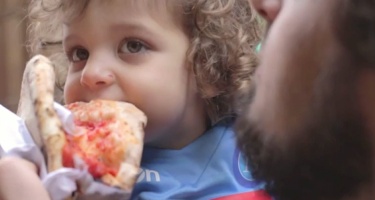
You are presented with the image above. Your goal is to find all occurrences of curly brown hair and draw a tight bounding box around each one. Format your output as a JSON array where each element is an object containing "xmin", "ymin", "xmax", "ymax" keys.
[{"xmin": 27, "ymin": 0, "xmax": 263, "ymax": 124}]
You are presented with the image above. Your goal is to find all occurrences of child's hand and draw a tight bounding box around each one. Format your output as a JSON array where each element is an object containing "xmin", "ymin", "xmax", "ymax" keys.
[
  {"xmin": 42, "ymin": 156, "xmax": 130, "ymax": 200},
  {"xmin": 0, "ymin": 156, "xmax": 50, "ymax": 200},
  {"xmin": 44, "ymin": 170, "xmax": 130, "ymax": 200}
]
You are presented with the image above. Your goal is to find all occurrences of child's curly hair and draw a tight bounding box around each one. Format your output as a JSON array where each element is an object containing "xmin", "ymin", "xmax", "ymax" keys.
[{"xmin": 28, "ymin": 0, "xmax": 263, "ymax": 124}]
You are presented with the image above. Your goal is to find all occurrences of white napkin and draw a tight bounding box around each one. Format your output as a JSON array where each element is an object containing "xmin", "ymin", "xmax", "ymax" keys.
[{"xmin": 0, "ymin": 103, "xmax": 130, "ymax": 200}]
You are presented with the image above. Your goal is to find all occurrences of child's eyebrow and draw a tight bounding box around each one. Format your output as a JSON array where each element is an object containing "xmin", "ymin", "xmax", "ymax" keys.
[
  {"xmin": 63, "ymin": 34, "xmax": 81, "ymax": 47},
  {"xmin": 110, "ymin": 23, "xmax": 157, "ymax": 36},
  {"xmin": 62, "ymin": 22, "xmax": 165, "ymax": 47},
  {"xmin": 41, "ymin": 41, "xmax": 63, "ymax": 48}
]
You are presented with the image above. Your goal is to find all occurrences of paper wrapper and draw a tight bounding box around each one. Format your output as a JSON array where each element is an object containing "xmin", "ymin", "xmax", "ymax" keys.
[{"xmin": 0, "ymin": 104, "xmax": 131, "ymax": 200}]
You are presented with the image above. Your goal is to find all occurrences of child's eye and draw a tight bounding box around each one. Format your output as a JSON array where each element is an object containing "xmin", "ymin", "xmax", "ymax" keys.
[
  {"xmin": 71, "ymin": 48, "xmax": 89, "ymax": 62},
  {"xmin": 120, "ymin": 40, "xmax": 148, "ymax": 54}
]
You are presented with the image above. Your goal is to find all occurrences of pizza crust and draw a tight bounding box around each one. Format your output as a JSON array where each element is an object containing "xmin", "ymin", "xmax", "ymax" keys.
[
  {"xmin": 17, "ymin": 57, "xmax": 43, "ymax": 148},
  {"xmin": 102, "ymin": 101, "xmax": 146, "ymax": 191},
  {"xmin": 18, "ymin": 54, "xmax": 147, "ymax": 195},
  {"xmin": 18, "ymin": 55, "xmax": 66, "ymax": 172}
]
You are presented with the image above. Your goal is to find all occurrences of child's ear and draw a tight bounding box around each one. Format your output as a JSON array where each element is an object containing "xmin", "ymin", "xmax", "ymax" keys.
[{"xmin": 189, "ymin": 60, "xmax": 221, "ymax": 98}]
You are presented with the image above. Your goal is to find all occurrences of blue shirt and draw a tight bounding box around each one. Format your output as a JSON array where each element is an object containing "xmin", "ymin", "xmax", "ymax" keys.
[{"xmin": 131, "ymin": 121, "xmax": 270, "ymax": 200}]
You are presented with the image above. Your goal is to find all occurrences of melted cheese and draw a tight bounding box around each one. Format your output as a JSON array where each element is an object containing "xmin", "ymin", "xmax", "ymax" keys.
[{"xmin": 62, "ymin": 100, "xmax": 145, "ymax": 179}]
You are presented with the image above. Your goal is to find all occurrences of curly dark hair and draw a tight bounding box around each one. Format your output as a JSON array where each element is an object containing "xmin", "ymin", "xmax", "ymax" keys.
[{"xmin": 27, "ymin": 0, "xmax": 263, "ymax": 124}]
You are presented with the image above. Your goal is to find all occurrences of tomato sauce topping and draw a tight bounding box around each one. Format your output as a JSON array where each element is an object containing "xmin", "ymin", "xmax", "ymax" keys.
[{"xmin": 62, "ymin": 119, "xmax": 119, "ymax": 178}]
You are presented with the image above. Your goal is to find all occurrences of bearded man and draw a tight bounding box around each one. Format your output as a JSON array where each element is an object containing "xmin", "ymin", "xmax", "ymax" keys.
[{"xmin": 236, "ymin": 0, "xmax": 375, "ymax": 199}]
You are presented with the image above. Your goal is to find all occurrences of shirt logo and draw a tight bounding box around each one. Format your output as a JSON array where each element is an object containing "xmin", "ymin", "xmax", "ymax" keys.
[
  {"xmin": 238, "ymin": 151, "xmax": 254, "ymax": 181},
  {"xmin": 233, "ymin": 148, "xmax": 260, "ymax": 187},
  {"xmin": 136, "ymin": 168, "xmax": 161, "ymax": 183}
]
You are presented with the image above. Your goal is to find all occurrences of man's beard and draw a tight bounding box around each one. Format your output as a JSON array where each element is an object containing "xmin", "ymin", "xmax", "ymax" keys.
[{"xmin": 236, "ymin": 62, "xmax": 374, "ymax": 200}]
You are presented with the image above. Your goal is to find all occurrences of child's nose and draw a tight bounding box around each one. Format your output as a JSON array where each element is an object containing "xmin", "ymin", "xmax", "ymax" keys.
[
  {"xmin": 80, "ymin": 61, "xmax": 115, "ymax": 91},
  {"xmin": 250, "ymin": 0, "xmax": 281, "ymax": 22}
]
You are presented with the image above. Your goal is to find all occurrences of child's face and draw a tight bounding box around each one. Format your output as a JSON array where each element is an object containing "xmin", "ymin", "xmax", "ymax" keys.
[{"xmin": 63, "ymin": 1, "xmax": 207, "ymax": 148}]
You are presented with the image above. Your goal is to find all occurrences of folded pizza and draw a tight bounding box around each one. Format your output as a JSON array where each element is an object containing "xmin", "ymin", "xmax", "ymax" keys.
[
  {"xmin": 63, "ymin": 100, "xmax": 146, "ymax": 190},
  {"xmin": 17, "ymin": 55, "xmax": 147, "ymax": 194}
]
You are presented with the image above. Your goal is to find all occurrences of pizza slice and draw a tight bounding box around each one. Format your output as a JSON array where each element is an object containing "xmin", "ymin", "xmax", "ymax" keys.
[
  {"xmin": 17, "ymin": 55, "xmax": 147, "ymax": 193},
  {"xmin": 63, "ymin": 100, "xmax": 146, "ymax": 190}
]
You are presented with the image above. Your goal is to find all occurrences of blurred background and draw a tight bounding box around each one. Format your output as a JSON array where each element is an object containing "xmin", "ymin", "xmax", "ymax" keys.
[{"xmin": 0, "ymin": 0, "xmax": 29, "ymax": 112}]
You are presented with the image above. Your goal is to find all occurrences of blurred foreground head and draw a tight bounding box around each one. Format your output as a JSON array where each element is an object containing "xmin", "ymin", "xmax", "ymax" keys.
[{"xmin": 236, "ymin": 0, "xmax": 375, "ymax": 199}]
